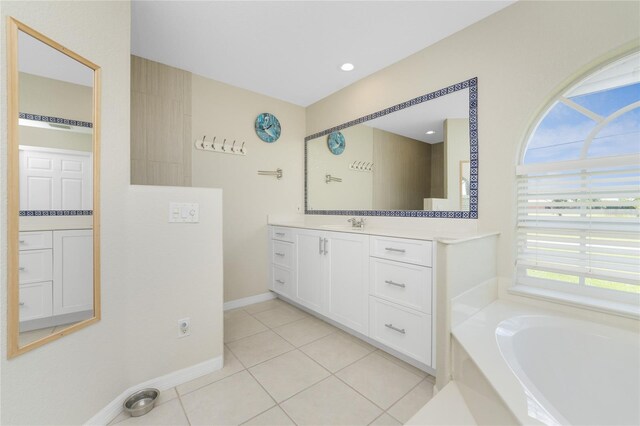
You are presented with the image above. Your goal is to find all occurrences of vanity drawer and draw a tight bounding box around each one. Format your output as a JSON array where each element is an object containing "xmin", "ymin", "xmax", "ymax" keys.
[
  {"xmin": 370, "ymin": 236, "xmax": 432, "ymax": 267},
  {"xmin": 18, "ymin": 249, "xmax": 53, "ymax": 284},
  {"xmin": 271, "ymin": 226, "xmax": 294, "ymax": 243},
  {"xmin": 19, "ymin": 231, "xmax": 53, "ymax": 251},
  {"xmin": 19, "ymin": 281, "xmax": 53, "ymax": 322},
  {"xmin": 271, "ymin": 265, "xmax": 293, "ymax": 298},
  {"xmin": 272, "ymin": 240, "xmax": 294, "ymax": 269},
  {"xmin": 369, "ymin": 296, "xmax": 431, "ymax": 366},
  {"xmin": 370, "ymin": 258, "xmax": 432, "ymax": 313}
]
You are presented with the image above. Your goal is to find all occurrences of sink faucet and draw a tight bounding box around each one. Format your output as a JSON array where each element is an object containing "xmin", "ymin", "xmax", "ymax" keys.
[{"xmin": 348, "ymin": 217, "xmax": 366, "ymax": 229}]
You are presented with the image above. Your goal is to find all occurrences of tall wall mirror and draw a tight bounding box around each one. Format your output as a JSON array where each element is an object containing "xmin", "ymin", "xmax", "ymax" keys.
[
  {"xmin": 305, "ymin": 78, "xmax": 477, "ymax": 218},
  {"xmin": 7, "ymin": 18, "xmax": 101, "ymax": 357}
]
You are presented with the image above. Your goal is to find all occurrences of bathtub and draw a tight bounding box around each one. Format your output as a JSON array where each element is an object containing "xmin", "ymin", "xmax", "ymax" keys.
[
  {"xmin": 496, "ymin": 315, "xmax": 640, "ymax": 426},
  {"xmin": 452, "ymin": 301, "xmax": 640, "ymax": 426}
]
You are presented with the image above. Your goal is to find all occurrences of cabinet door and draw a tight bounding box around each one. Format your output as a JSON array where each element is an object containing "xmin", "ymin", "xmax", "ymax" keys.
[
  {"xmin": 325, "ymin": 231, "xmax": 369, "ymax": 334},
  {"xmin": 295, "ymin": 229, "xmax": 325, "ymax": 313},
  {"xmin": 53, "ymin": 229, "xmax": 94, "ymax": 315}
]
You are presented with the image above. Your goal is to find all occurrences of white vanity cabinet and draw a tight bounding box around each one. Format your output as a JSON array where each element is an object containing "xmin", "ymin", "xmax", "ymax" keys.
[
  {"xmin": 268, "ymin": 225, "xmax": 436, "ymax": 371},
  {"xmin": 18, "ymin": 231, "xmax": 53, "ymax": 322},
  {"xmin": 18, "ymin": 229, "xmax": 93, "ymax": 328},
  {"xmin": 269, "ymin": 227, "xmax": 296, "ymax": 299},
  {"xmin": 53, "ymin": 229, "xmax": 93, "ymax": 315},
  {"xmin": 291, "ymin": 228, "xmax": 369, "ymax": 334}
]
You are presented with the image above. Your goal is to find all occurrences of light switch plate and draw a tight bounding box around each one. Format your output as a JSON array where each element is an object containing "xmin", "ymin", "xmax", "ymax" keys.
[{"xmin": 169, "ymin": 203, "xmax": 199, "ymax": 223}]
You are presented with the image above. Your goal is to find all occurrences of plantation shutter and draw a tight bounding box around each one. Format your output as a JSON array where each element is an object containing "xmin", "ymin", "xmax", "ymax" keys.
[{"xmin": 516, "ymin": 154, "xmax": 640, "ymax": 294}]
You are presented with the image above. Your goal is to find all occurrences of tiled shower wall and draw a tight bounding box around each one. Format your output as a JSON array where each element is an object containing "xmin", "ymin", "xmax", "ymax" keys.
[{"xmin": 131, "ymin": 55, "xmax": 192, "ymax": 186}]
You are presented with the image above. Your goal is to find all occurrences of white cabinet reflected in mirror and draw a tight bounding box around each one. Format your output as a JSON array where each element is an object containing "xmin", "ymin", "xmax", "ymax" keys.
[
  {"xmin": 305, "ymin": 78, "xmax": 477, "ymax": 218},
  {"xmin": 7, "ymin": 18, "xmax": 101, "ymax": 357}
]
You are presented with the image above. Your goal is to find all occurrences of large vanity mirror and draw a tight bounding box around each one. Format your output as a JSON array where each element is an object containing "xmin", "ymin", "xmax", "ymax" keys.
[
  {"xmin": 7, "ymin": 18, "xmax": 101, "ymax": 357},
  {"xmin": 305, "ymin": 78, "xmax": 477, "ymax": 218}
]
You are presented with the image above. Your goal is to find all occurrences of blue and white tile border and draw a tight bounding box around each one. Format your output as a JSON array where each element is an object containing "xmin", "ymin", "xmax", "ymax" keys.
[
  {"xmin": 20, "ymin": 210, "xmax": 93, "ymax": 217},
  {"xmin": 304, "ymin": 77, "xmax": 478, "ymax": 219},
  {"xmin": 19, "ymin": 112, "xmax": 93, "ymax": 129}
]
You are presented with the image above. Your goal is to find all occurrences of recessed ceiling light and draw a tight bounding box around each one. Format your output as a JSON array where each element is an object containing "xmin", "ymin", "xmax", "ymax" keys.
[
  {"xmin": 425, "ymin": 130, "xmax": 435, "ymax": 135},
  {"xmin": 340, "ymin": 63, "xmax": 354, "ymax": 72}
]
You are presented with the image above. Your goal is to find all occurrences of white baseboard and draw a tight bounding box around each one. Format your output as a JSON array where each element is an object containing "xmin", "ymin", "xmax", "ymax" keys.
[
  {"xmin": 85, "ymin": 355, "xmax": 223, "ymax": 425},
  {"xmin": 223, "ymin": 291, "xmax": 276, "ymax": 311}
]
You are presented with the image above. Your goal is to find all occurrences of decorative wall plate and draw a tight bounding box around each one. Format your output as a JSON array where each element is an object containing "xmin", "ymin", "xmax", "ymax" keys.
[
  {"xmin": 327, "ymin": 131, "xmax": 345, "ymax": 155},
  {"xmin": 255, "ymin": 113, "xmax": 281, "ymax": 143}
]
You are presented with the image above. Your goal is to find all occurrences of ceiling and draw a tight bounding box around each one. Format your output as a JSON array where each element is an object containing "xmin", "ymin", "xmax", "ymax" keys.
[
  {"xmin": 132, "ymin": 1, "xmax": 513, "ymax": 106},
  {"xmin": 367, "ymin": 88, "xmax": 469, "ymax": 143},
  {"xmin": 19, "ymin": 31, "xmax": 93, "ymax": 87}
]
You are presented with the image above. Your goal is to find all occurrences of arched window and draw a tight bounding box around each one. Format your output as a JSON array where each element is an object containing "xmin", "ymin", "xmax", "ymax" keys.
[{"xmin": 516, "ymin": 51, "xmax": 640, "ymax": 312}]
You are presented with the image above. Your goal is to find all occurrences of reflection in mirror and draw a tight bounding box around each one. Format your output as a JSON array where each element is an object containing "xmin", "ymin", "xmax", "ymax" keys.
[
  {"xmin": 8, "ymin": 18, "xmax": 100, "ymax": 356},
  {"xmin": 305, "ymin": 78, "xmax": 477, "ymax": 218}
]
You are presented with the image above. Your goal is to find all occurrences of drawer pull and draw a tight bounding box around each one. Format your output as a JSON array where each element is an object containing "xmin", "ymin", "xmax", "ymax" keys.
[
  {"xmin": 385, "ymin": 280, "xmax": 406, "ymax": 288},
  {"xmin": 276, "ymin": 232, "xmax": 285, "ymax": 236},
  {"xmin": 19, "ymin": 302, "xmax": 25, "ymax": 307},
  {"xmin": 275, "ymin": 279, "xmax": 285, "ymax": 285},
  {"xmin": 275, "ymin": 252, "xmax": 285, "ymax": 256},
  {"xmin": 385, "ymin": 247, "xmax": 406, "ymax": 253},
  {"xmin": 19, "ymin": 267, "xmax": 25, "ymax": 271},
  {"xmin": 19, "ymin": 240, "xmax": 25, "ymax": 244},
  {"xmin": 385, "ymin": 323, "xmax": 406, "ymax": 334}
]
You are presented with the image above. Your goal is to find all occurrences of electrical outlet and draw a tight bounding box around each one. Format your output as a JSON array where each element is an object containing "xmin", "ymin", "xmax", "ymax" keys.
[{"xmin": 178, "ymin": 318, "xmax": 191, "ymax": 338}]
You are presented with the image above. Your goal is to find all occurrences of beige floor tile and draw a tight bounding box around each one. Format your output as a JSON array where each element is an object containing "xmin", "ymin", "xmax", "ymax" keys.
[
  {"xmin": 369, "ymin": 413, "xmax": 402, "ymax": 426},
  {"xmin": 181, "ymin": 370, "xmax": 275, "ymax": 425},
  {"xmin": 249, "ymin": 350, "xmax": 330, "ymax": 403},
  {"xmin": 227, "ymin": 330, "xmax": 294, "ymax": 367},
  {"xmin": 387, "ymin": 379, "xmax": 435, "ymax": 423},
  {"xmin": 376, "ymin": 349, "xmax": 428, "ymax": 378},
  {"xmin": 176, "ymin": 347, "xmax": 244, "ymax": 396},
  {"xmin": 300, "ymin": 332, "xmax": 373, "ymax": 372},
  {"xmin": 242, "ymin": 406, "xmax": 295, "ymax": 426},
  {"xmin": 115, "ymin": 399, "xmax": 189, "ymax": 425},
  {"xmin": 225, "ymin": 308, "xmax": 250, "ymax": 321},
  {"xmin": 338, "ymin": 330, "xmax": 377, "ymax": 352},
  {"xmin": 244, "ymin": 298, "xmax": 286, "ymax": 314},
  {"xmin": 281, "ymin": 376, "xmax": 382, "ymax": 425},
  {"xmin": 155, "ymin": 387, "xmax": 178, "ymax": 406},
  {"xmin": 273, "ymin": 317, "xmax": 337, "ymax": 347},
  {"xmin": 252, "ymin": 305, "xmax": 307, "ymax": 328},
  {"xmin": 336, "ymin": 352, "xmax": 422, "ymax": 409},
  {"xmin": 225, "ymin": 313, "xmax": 269, "ymax": 342}
]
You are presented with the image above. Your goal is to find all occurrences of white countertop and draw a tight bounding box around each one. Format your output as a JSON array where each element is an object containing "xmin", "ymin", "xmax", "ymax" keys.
[{"xmin": 268, "ymin": 220, "xmax": 499, "ymax": 244}]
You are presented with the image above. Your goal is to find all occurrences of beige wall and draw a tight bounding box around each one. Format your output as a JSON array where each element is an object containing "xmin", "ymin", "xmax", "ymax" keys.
[
  {"xmin": 307, "ymin": 124, "xmax": 374, "ymax": 211},
  {"xmin": 306, "ymin": 0, "xmax": 640, "ymax": 279},
  {"xmin": 18, "ymin": 71, "xmax": 92, "ymax": 121},
  {"xmin": 131, "ymin": 55, "xmax": 192, "ymax": 186},
  {"xmin": 430, "ymin": 142, "xmax": 445, "ymax": 198},
  {"xmin": 1, "ymin": 2, "xmax": 223, "ymax": 424},
  {"xmin": 443, "ymin": 118, "xmax": 470, "ymax": 211},
  {"xmin": 190, "ymin": 75, "xmax": 305, "ymax": 302},
  {"xmin": 372, "ymin": 128, "xmax": 431, "ymax": 210},
  {"xmin": 19, "ymin": 72, "xmax": 93, "ymax": 152}
]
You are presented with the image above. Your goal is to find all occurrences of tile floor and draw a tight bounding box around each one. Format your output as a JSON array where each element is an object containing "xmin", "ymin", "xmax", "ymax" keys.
[{"xmin": 110, "ymin": 298, "xmax": 435, "ymax": 425}]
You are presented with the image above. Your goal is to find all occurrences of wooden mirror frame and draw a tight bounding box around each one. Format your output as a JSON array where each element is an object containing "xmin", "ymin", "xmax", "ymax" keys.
[{"xmin": 6, "ymin": 17, "xmax": 101, "ymax": 358}]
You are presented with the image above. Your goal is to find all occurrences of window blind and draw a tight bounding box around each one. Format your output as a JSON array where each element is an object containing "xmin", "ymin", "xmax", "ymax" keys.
[{"xmin": 516, "ymin": 154, "xmax": 640, "ymax": 298}]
